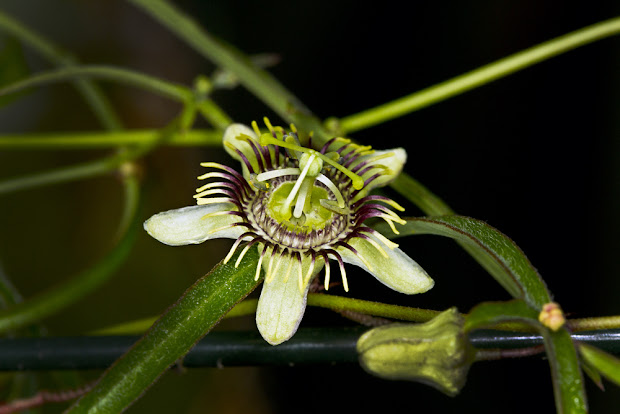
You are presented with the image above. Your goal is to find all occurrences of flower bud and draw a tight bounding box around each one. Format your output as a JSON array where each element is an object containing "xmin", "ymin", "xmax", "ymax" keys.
[{"xmin": 357, "ymin": 308, "xmax": 474, "ymax": 396}]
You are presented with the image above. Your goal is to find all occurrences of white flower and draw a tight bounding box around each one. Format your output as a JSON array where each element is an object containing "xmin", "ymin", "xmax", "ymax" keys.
[{"xmin": 144, "ymin": 119, "xmax": 434, "ymax": 345}]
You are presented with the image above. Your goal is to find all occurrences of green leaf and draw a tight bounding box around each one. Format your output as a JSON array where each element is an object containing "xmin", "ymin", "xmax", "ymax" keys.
[
  {"xmin": 378, "ymin": 215, "xmax": 551, "ymax": 309},
  {"xmin": 65, "ymin": 248, "xmax": 262, "ymax": 414},
  {"xmin": 579, "ymin": 343, "xmax": 620, "ymax": 388},
  {"xmin": 544, "ymin": 329, "xmax": 588, "ymax": 414},
  {"xmin": 0, "ymin": 36, "xmax": 30, "ymax": 107}
]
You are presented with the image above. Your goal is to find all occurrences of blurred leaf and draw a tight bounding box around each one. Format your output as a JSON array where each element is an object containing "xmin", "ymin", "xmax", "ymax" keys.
[
  {"xmin": 0, "ymin": 36, "xmax": 30, "ymax": 107},
  {"xmin": 378, "ymin": 216, "xmax": 551, "ymax": 309},
  {"xmin": 579, "ymin": 343, "xmax": 620, "ymax": 388},
  {"xmin": 65, "ymin": 249, "xmax": 262, "ymax": 414},
  {"xmin": 580, "ymin": 352, "xmax": 605, "ymax": 390}
]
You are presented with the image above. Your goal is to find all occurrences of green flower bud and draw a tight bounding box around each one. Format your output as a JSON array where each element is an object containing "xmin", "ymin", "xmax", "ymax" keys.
[{"xmin": 357, "ymin": 308, "xmax": 474, "ymax": 396}]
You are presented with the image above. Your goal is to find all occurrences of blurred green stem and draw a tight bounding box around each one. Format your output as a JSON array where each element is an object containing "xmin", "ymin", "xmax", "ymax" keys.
[
  {"xmin": 338, "ymin": 16, "xmax": 620, "ymax": 133},
  {"xmin": 0, "ymin": 65, "xmax": 193, "ymax": 104},
  {"xmin": 0, "ymin": 129, "xmax": 222, "ymax": 149},
  {"xmin": 128, "ymin": 0, "xmax": 327, "ymax": 137},
  {"xmin": 0, "ymin": 102, "xmax": 195, "ymax": 195},
  {"xmin": 94, "ymin": 294, "xmax": 620, "ymax": 336},
  {"xmin": 0, "ymin": 10, "xmax": 122, "ymax": 130}
]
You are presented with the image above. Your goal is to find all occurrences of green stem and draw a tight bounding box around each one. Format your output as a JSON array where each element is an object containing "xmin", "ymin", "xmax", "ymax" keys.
[
  {"xmin": 569, "ymin": 315, "xmax": 620, "ymax": 332},
  {"xmin": 0, "ymin": 10, "xmax": 121, "ymax": 130},
  {"xmin": 197, "ymin": 100, "xmax": 232, "ymax": 130},
  {"xmin": 307, "ymin": 293, "xmax": 440, "ymax": 322},
  {"xmin": 338, "ymin": 16, "xmax": 620, "ymax": 133},
  {"xmin": 0, "ymin": 106, "xmax": 194, "ymax": 195},
  {"xmin": 0, "ymin": 157, "xmax": 117, "ymax": 195},
  {"xmin": 0, "ymin": 65, "xmax": 192, "ymax": 104},
  {"xmin": 0, "ymin": 129, "xmax": 222, "ymax": 149}
]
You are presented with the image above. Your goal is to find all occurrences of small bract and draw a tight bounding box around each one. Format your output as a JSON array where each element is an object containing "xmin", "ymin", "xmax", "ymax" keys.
[{"xmin": 144, "ymin": 119, "xmax": 434, "ymax": 345}]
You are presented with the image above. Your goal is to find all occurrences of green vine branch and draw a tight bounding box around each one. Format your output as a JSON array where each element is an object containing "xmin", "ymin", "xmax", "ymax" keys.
[{"xmin": 337, "ymin": 16, "xmax": 620, "ymax": 133}]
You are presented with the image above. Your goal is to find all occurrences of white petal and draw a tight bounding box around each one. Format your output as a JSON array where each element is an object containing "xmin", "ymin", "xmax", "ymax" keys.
[
  {"xmin": 222, "ymin": 123, "xmax": 261, "ymax": 176},
  {"xmin": 256, "ymin": 251, "xmax": 323, "ymax": 345},
  {"xmin": 143, "ymin": 203, "xmax": 245, "ymax": 246},
  {"xmin": 339, "ymin": 235, "xmax": 434, "ymax": 294},
  {"xmin": 352, "ymin": 147, "xmax": 407, "ymax": 200}
]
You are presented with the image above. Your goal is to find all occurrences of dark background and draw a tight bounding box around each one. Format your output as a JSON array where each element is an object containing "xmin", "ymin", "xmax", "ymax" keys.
[{"xmin": 0, "ymin": 0, "xmax": 618, "ymax": 412}]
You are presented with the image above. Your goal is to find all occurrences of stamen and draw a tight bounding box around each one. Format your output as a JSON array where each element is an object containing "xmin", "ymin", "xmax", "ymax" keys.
[
  {"xmin": 319, "ymin": 199, "xmax": 351, "ymax": 215},
  {"xmin": 281, "ymin": 153, "xmax": 315, "ymax": 219},
  {"xmin": 256, "ymin": 168, "xmax": 300, "ymax": 182},
  {"xmin": 249, "ymin": 173, "xmax": 270, "ymax": 191},
  {"xmin": 293, "ymin": 179, "xmax": 312, "ymax": 219},
  {"xmin": 316, "ymin": 173, "xmax": 345, "ymax": 208},
  {"xmin": 259, "ymin": 134, "xmax": 365, "ymax": 190}
]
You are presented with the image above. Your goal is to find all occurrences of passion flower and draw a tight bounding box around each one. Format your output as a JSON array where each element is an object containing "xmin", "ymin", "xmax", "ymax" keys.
[{"xmin": 144, "ymin": 119, "xmax": 434, "ymax": 345}]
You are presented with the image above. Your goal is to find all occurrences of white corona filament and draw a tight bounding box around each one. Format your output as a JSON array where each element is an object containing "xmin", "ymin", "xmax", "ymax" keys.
[{"xmin": 323, "ymin": 258, "xmax": 331, "ymax": 290}]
